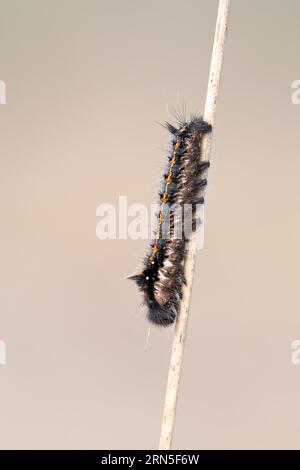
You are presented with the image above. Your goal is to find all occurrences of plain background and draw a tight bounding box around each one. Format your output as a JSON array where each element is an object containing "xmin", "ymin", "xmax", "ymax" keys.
[{"xmin": 0, "ymin": 0, "xmax": 300, "ymax": 449}]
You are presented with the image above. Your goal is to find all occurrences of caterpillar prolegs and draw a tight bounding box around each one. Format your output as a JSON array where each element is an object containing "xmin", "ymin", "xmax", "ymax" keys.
[{"xmin": 128, "ymin": 116, "xmax": 212, "ymax": 326}]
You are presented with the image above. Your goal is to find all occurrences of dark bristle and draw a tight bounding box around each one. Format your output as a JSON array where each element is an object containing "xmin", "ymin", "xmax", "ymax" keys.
[
  {"xmin": 198, "ymin": 161, "xmax": 210, "ymax": 170},
  {"xmin": 165, "ymin": 122, "xmax": 178, "ymax": 135},
  {"xmin": 194, "ymin": 196, "xmax": 205, "ymax": 205},
  {"xmin": 198, "ymin": 178, "xmax": 208, "ymax": 188}
]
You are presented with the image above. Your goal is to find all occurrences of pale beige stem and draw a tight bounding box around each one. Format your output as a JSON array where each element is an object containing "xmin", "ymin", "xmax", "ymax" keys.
[{"xmin": 159, "ymin": 0, "xmax": 231, "ymax": 451}]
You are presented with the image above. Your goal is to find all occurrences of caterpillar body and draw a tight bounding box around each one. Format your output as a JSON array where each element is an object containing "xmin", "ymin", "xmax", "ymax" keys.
[{"xmin": 129, "ymin": 116, "xmax": 212, "ymax": 326}]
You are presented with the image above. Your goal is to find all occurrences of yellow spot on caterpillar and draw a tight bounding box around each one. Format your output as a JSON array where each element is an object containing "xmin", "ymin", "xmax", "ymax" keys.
[{"xmin": 146, "ymin": 276, "xmax": 149, "ymax": 280}]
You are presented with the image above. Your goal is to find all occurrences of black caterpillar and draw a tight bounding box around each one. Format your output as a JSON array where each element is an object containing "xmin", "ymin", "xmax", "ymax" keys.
[{"xmin": 129, "ymin": 116, "xmax": 212, "ymax": 326}]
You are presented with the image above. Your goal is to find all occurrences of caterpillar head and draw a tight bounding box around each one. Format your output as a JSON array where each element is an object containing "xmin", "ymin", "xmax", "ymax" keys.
[{"xmin": 127, "ymin": 270, "xmax": 149, "ymax": 289}]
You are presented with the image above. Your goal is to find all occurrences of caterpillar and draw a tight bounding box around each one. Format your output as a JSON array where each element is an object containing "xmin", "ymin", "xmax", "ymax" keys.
[{"xmin": 128, "ymin": 116, "xmax": 212, "ymax": 326}]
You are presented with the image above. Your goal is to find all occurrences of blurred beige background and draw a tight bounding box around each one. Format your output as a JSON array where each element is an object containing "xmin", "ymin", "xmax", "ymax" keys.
[{"xmin": 0, "ymin": 0, "xmax": 300, "ymax": 450}]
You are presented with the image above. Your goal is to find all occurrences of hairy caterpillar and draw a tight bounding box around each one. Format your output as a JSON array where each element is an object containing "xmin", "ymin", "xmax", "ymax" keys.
[{"xmin": 128, "ymin": 116, "xmax": 212, "ymax": 326}]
